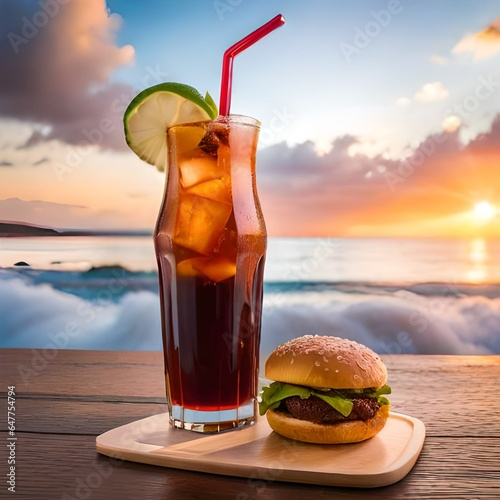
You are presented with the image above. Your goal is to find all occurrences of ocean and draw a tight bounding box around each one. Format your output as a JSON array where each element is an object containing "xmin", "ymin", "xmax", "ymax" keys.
[{"xmin": 1, "ymin": 236, "xmax": 499, "ymax": 357}]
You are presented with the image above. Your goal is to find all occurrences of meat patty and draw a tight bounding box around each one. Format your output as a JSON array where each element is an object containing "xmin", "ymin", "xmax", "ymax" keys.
[{"xmin": 284, "ymin": 395, "xmax": 380, "ymax": 424}]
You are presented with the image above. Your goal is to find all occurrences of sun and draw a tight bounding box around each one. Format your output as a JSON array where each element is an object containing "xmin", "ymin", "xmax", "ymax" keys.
[{"xmin": 473, "ymin": 201, "xmax": 496, "ymax": 222}]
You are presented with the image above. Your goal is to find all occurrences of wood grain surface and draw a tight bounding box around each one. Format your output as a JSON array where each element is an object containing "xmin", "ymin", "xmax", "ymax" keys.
[{"xmin": 1, "ymin": 349, "xmax": 499, "ymax": 499}]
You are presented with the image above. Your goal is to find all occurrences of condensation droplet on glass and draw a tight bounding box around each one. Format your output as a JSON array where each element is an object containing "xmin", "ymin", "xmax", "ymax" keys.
[
  {"xmin": 290, "ymin": 358, "xmax": 294, "ymax": 364},
  {"xmin": 335, "ymin": 369, "xmax": 339, "ymax": 373},
  {"xmin": 337, "ymin": 355, "xmax": 343, "ymax": 361},
  {"xmin": 314, "ymin": 361, "xmax": 320, "ymax": 367}
]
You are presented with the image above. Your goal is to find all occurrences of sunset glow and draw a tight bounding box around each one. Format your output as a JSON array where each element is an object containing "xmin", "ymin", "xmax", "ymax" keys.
[
  {"xmin": 0, "ymin": 1, "xmax": 499, "ymax": 239},
  {"xmin": 473, "ymin": 201, "xmax": 496, "ymax": 223}
]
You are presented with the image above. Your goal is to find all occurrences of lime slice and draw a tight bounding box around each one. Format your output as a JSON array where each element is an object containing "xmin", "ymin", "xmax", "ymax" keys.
[{"xmin": 124, "ymin": 83, "xmax": 218, "ymax": 171}]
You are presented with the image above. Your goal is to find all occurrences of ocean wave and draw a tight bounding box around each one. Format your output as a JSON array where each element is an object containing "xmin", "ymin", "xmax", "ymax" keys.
[
  {"xmin": 0, "ymin": 275, "xmax": 161, "ymax": 351},
  {"xmin": 3, "ymin": 267, "xmax": 500, "ymax": 300},
  {"xmin": 261, "ymin": 290, "xmax": 500, "ymax": 358},
  {"xmin": 264, "ymin": 281, "xmax": 500, "ymax": 299},
  {"xmin": 0, "ymin": 269, "xmax": 499, "ymax": 355},
  {"xmin": 1, "ymin": 266, "xmax": 158, "ymax": 300}
]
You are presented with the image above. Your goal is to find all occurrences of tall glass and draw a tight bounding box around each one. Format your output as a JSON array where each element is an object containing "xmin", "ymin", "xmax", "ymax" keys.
[{"xmin": 154, "ymin": 115, "xmax": 266, "ymax": 432}]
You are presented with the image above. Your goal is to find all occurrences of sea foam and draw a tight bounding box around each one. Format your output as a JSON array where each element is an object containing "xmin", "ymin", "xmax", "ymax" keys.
[{"xmin": 1, "ymin": 269, "xmax": 499, "ymax": 356}]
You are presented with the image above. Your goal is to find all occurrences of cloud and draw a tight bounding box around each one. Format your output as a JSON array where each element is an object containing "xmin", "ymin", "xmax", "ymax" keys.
[
  {"xmin": 441, "ymin": 115, "xmax": 462, "ymax": 133},
  {"xmin": 0, "ymin": 197, "xmax": 139, "ymax": 230},
  {"xmin": 394, "ymin": 81, "xmax": 449, "ymax": 110},
  {"xmin": 395, "ymin": 97, "xmax": 411, "ymax": 107},
  {"xmin": 430, "ymin": 54, "xmax": 448, "ymax": 65},
  {"xmin": 32, "ymin": 157, "xmax": 49, "ymax": 166},
  {"xmin": 414, "ymin": 81, "xmax": 449, "ymax": 102},
  {"xmin": 0, "ymin": 0, "xmax": 135, "ymax": 151},
  {"xmin": 257, "ymin": 114, "xmax": 500, "ymax": 237},
  {"xmin": 0, "ymin": 198, "xmax": 87, "ymax": 228},
  {"xmin": 0, "ymin": 161, "xmax": 13, "ymax": 167},
  {"xmin": 453, "ymin": 18, "xmax": 500, "ymax": 60},
  {"xmin": 257, "ymin": 136, "xmax": 399, "ymax": 235}
]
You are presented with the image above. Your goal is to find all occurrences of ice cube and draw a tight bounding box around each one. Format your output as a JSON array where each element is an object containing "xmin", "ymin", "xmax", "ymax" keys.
[
  {"xmin": 195, "ymin": 256, "xmax": 236, "ymax": 282},
  {"xmin": 170, "ymin": 125, "xmax": 206, "ymax": 156},
  {"xmin": 176, "ymin": 258, "xmax": 200, "ymax": 277},
  {"xmin": 186, "ymin": 178, "xmax": 231, "ymax": 205},
  {"xmin": 178, "ymin": 154, "xmax": 221, "ymax": 189},
  {"xmin": 176, "ymin": 256, "xmax": 236, "ymax": 282},
  {"xmin": 173, "ymin": 194, "xmax": 232, "ymax": 255}
]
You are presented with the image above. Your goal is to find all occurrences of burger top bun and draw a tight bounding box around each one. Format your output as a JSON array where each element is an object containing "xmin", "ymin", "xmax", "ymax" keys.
[{"xmin": 265, "ymin": 335, "xmax": 387, "ymax": 390}]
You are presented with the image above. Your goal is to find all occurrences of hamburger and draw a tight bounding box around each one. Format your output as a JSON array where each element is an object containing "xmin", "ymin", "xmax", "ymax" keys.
[{"xmin": 259, "ymin": 335, "xmax": 391, "ymax": 444}]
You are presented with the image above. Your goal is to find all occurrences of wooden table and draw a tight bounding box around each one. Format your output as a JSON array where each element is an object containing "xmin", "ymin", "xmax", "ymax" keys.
[{"xmin": 1, "ymin": 350, "xmax": 499, "ymax": 499}]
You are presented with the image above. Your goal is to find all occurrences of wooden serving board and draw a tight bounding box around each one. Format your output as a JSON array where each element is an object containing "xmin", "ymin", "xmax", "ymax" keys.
[{"xmin": 96, "ymin": 412, "xmax": 425, "ymax": 488}]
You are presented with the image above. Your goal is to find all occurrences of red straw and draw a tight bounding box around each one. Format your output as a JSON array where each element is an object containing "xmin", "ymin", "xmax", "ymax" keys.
[{"xmin": 219, "ymin": 14, "xmax": 286, "ymax": 116}]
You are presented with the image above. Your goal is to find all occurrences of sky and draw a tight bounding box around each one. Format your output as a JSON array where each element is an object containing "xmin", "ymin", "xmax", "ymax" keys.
[{"xmin": 0, "ymin": 0, "xmax": 499, "ymax": 238}]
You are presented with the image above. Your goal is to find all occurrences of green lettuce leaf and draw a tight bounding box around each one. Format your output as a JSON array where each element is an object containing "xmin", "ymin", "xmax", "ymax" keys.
[
  {"xmin": 313, "ymin": 392, "xmax": 353, "ymax": 417},
  {"xmin": 259, "ymin": 382, "xmax": 311, "ymax": 415},
  {"xmin": 370, "ymin": 385, "xmax": 391, "ymax": 406},
  {"xmin": 259, "ymin": 382, "xmax": 391, "ymax": 417},
  {"xmin": 372, "ymin": 385, "xmax": 391, "ymax": 396}
]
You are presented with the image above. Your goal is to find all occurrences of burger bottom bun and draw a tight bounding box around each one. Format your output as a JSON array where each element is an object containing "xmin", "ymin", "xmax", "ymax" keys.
[{"xmin": 266, "ymin": 404, "xmax": 390, "ymax": 444}]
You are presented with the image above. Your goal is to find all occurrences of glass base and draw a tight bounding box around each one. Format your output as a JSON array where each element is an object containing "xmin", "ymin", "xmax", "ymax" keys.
[{"xmin": 169, "ymin": 400, "xmax": 256, "ymax": 433}]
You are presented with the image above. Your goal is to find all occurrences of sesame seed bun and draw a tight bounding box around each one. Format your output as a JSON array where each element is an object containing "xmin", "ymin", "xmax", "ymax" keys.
[
  {"xmin": 263, "ymin": 335, "xmax": 390, "ymax": 444},
  {"xmin": 265, "ymin": 335, "xmax": 387, "ymax": 390}
]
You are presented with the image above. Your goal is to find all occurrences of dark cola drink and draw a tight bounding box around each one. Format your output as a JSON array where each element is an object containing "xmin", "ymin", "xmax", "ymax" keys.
[{"xmin": 155, "ymin": 115, "xmax": 266, "ymax": 432}]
